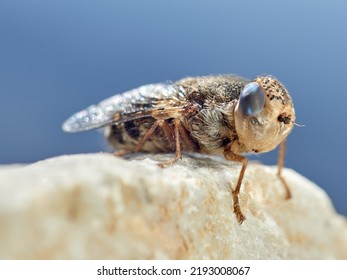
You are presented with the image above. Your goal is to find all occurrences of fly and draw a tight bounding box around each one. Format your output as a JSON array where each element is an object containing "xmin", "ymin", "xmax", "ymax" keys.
[{"xmin": 62, "ymin": 75, "xmax": 296, "ymax": 224}]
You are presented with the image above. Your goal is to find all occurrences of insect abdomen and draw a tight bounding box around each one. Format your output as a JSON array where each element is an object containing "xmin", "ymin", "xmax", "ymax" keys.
[{"xmin": 105, "ymin": 118, "xmax": 174, "ymax": 153}]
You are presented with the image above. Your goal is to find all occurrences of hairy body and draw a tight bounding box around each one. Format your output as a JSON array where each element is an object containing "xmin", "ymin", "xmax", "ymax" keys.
[
  {"xmin": 63, "ymin": 74, "xmax": 295, "ymax": 224},
  {"xmin": 105, "ymin": 75, "xmax": 293, "ymax": 156}
]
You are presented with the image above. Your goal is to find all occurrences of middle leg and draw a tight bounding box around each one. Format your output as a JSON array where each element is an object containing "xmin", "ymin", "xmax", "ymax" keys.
[{"xmin": 157, "ymin": 119, "xmax": 182, "ymax": 167}]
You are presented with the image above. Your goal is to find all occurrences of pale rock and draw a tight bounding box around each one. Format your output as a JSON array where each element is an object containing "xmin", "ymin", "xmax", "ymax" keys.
[{"xmin": 0, "ymin": 153, "xmax": 346, "ymax": 259}]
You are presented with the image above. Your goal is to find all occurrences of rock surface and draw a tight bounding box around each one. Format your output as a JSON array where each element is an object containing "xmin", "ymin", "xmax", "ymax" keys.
[{"xmin": 0, "ymin": 153, "xmax": 346, "ymax": 259}]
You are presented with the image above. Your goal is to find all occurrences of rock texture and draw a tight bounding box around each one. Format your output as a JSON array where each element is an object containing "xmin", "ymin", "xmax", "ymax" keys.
[{"xmin": 0, "ymin": 153, "xmax": 346, "ymax": 259}]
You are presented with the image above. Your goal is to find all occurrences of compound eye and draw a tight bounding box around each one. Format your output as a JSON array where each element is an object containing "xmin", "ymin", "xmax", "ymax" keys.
[{"xmin": 239, "ymin": 82, "xmax": 265, "ymax": 116}]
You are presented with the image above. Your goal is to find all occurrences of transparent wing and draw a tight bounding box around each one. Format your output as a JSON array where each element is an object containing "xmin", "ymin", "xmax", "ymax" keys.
[{"xmin": 62, "ymin": 83, "xmax": 186, "ymax": 133}]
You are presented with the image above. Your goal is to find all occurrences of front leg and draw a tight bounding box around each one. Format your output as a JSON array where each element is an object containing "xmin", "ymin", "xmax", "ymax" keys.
[
  {"xmin": 277, "ymin": 139, "xmax": 292, "ymax": 199},
  {"xmin": 224, "ymin": 146, "xmax": 248, "ymax": 224}
]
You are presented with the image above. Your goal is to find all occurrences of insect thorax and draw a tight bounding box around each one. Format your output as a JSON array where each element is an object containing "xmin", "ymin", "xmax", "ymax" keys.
[{"xmin": 177, "ymin": 75, "xmax": 248, "ymax": 154}]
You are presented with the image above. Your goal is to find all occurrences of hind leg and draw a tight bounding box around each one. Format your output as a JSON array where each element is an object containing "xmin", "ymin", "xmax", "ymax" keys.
[
  {"xmin": 113, "ymin": 119, "xmax": 184, "ymax": 168},
  {"xmin": 113, "ymin": 120, "xmax": 160, "ymax": 157}
]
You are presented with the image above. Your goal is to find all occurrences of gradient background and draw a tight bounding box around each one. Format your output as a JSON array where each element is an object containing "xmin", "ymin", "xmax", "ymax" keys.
[{"xmin": 0, "ymin": 1, "xmax": 346, "ymax": 216}]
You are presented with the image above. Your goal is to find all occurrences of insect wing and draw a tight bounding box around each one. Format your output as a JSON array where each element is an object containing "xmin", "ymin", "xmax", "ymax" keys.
[{"xmin": 62, "ymin": 83, "xmax": 185, "ymax": 133}]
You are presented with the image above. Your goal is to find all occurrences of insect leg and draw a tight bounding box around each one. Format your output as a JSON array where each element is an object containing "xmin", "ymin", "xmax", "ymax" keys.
[
  {"xmin": 223, "ymin": 148, "xmax": 248, "ymax": 224},
  {"xmin": 177, "ymin": 124, "xmax": 200, "ymax": 152},
  {"xmin": 158, "ymin": 120, "xmax": 175, "ymax": 149},
  {"xmin": 113, "ymin": 150, "xmax": 130, "ymax": 157},
  {"xmin": 133, "ymin": 121, "xmax": 160, "ymax": 152},
  {"xmin": 113, "ymin": 121, "xmax": 160, "ymax": 157},
  {"xmin": 157, "ymin": 119, "xmax": 182, "ymax": 168},
  {"xmin": 277, "ymin": 139, "xmax": 292, "ymax": 199}
]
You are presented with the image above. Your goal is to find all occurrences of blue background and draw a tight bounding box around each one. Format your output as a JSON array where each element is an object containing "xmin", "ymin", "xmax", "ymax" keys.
[{"xmin": 0, "ymin": 1, "xmax": 346, "ymax": 216}]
